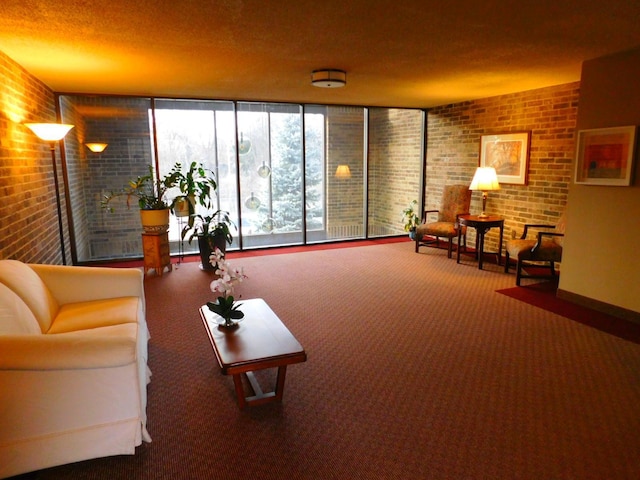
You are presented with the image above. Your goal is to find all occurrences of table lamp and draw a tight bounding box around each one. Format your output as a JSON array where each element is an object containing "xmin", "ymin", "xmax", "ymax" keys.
[{"xmin": 469, "ymin": 167, "xmax": 500, "ymax": 218}]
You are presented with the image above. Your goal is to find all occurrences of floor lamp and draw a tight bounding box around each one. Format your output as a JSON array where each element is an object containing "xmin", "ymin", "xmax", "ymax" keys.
[{"xmin": 25, "ymin": 123, "xmax": 75, "ymax": 264}]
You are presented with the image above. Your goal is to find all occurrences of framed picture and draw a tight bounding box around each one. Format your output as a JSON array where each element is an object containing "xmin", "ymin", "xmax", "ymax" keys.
[
  {"xmin": 574, "ymin": 126, "xmax": 637, "ymax": 186},
  {"xmin": 479, "ymin": 132, "xmax": 530, "ymax": 185}
]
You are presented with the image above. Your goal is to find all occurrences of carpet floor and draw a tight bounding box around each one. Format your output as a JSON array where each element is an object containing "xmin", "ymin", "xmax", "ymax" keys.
[{"xmin": 11, "ymin": 241, "xmax": 640, "ymax": 479}]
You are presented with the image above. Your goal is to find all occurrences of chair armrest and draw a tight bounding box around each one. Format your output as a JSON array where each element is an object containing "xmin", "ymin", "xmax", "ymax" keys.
[
  {"xmin": 521, "ymin": 224, "xmax": 556, "ymax": 239},
  {"xmin": 422, "ymin": 209, "xmax": 439, "ymax": 222},
  {"xmin": 29, "ymin": 264, "xmax": 145, "ymax": 308},
  {"xmin": 0, "ymin": 324, "xmax": 137, "ymax": 370},
  {"xmin": 532, "ymin": 232, "xmax": 565, "ymax": 252}
]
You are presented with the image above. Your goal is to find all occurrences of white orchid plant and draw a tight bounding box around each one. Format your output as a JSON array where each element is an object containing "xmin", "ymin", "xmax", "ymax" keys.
[{"xmin": 206, "ymin": 248, "xmax": 248, "ymax": 326}]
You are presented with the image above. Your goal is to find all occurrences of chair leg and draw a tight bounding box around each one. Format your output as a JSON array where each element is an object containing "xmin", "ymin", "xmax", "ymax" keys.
[
  {"xmin": 515, "ymin": 260, "xmax": 523, "ymax": 286},
  {"xmin": 447, "ymin": 238, "xmax": 453, "ymax": 258},
  {"xmin": 415, "ymin": 237, "xmax": 419, "ymax": 253},
  {"xmin": 549, "ymin": 261, "xmax": 556, "ymax": 276},
  {"xmin": 504, "ymin": 251, "xmax": 510, "ymax": 273}
]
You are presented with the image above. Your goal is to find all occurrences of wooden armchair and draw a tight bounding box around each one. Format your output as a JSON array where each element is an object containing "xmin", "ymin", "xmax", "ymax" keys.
[
  {"xmin": 504, "ymin": 213, "xmax": 566, "ymax": 286},
  {"xmin": 415, "ymin": 185, "xmax": 472, "ymax": 258}
]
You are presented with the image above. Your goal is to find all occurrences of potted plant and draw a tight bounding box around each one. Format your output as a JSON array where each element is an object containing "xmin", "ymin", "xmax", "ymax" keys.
[
  {"xmin": 182, "ymin": 210, "xmax": 235, "ymax": 270},
  {"xmin": 402, "ymin": 200, "xmax": 421, "ymax": 240},
  {"xmin": 101, "ymin": 163, "xmax": 182, "ymax": 233},
  {"xmin": 172, "ymin": 161, "xmax": 217, "ymax": 218}
]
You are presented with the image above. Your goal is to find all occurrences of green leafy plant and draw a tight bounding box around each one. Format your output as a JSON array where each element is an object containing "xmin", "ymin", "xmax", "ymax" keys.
[
  {"xmin": 101, "ymin": 163, "xmax": 183, "ymax": 211},
  {"xmin": 182, "ymin": 209, "xmax": 235, "ymax": 245},
  {"xmin": 402, "ymin": 200, "xmax": 421, "ymax": 232},
  {"xmin": 173, "ymin": 161, "xmax": 217, "ymax": 216}
]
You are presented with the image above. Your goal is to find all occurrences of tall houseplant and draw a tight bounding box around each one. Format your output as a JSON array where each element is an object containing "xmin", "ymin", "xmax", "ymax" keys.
[
  {"xmin": 171, "ymin": 162, "xmax": 235, "ymax": 269},
  {"xmin": 172, "ymin": 161, "xmax": 217, "ymax": 218}
]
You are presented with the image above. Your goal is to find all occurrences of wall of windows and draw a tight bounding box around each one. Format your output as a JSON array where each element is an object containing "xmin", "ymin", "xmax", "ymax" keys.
[{"xmin": 59, "ymin": 95, "xmax": 423, "ymax": 263}]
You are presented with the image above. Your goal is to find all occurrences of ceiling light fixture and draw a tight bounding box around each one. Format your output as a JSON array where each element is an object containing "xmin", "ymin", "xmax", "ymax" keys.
[{"xmin": 311, "ymin": 69, "xmax": 346, "ymax": 88}]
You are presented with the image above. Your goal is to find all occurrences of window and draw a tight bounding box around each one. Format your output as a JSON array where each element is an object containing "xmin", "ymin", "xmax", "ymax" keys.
[{"xmin": 60, "ymin": 95, "xmax": 423, "ymax": 263}]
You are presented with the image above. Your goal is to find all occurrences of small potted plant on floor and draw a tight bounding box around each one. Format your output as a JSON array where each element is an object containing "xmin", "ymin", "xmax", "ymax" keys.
[
  {"xmin": 402, "ymin": 200, "xmax": 421, "ymax": 240},
  {"xmin": 182, "ymin": 210, "xmax": 235, "ymax": 270}
]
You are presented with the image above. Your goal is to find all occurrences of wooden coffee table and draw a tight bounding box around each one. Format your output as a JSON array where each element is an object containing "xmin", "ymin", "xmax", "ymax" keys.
[{"xmin": 199, "ymin": 298, "xmax": 307, "ymax": 408}]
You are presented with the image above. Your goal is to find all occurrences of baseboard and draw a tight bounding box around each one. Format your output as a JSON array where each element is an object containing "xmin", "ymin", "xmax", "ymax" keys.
[{"xmin": 557, "ymin": 289, "xmax": 640, "ymax": 325}]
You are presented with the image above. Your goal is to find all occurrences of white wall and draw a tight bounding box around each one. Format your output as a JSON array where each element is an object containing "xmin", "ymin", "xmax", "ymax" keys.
[{"xmin": 560, "ymin": 46, "xmax": 640, "ymax": 313}]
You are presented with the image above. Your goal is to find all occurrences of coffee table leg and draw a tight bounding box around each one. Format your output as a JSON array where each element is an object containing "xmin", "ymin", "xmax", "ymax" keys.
[
  {"xmin": 232, "ymin": 366, "xmax": 289, "ymax": 408},
  {"xmin": 274, "ymin": 365, "xmax": 288, "ymax": 401},
  {"xmin": 232, "ymin": 374, "xmax": 247, "ymax": 409}
]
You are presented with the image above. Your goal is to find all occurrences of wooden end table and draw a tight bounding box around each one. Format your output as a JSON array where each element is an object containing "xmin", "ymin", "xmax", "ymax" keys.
[
  {"xmin": 456, "ymin": 214, "xmax": 504, "ymax": 270},
  {"xmin": 200, "ymin": 298, "xmax": 307, "ymax": 408}
]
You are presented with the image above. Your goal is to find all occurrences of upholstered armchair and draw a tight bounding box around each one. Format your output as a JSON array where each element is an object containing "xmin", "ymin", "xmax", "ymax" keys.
[
  {"xmin": 415, "ymin": 185, "xmax": 472, "ymax": 258},
  {"xmin": 504, "ymin": 212, "xmax": 566, "ymax": 286}
]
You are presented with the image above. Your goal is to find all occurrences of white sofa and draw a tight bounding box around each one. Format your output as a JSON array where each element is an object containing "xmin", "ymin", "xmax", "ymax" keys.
[{"xmin": 0, "ymin": 260, "xmax": 151, "ymax": 479}]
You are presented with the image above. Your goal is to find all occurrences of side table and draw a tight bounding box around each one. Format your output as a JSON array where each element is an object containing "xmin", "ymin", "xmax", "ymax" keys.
[
  {"xmin": 456, "ymin": 214, "xmax": 504, "ymax": 270},
  {"xmin": 142, "ymin": 232, "xmax": 172, "ymax": 276}
]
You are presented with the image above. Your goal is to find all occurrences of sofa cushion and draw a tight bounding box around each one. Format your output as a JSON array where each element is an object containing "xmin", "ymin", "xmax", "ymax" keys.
[
  {"xmin": 0, "ymin": 260, "xmax": 59, "ymax": 333},
  {"xmin": 48, "ymin": 297, "xmax": 140, "ymax": 334},
  {"xmin": 0, "ymin": 283, "xmax": 41, "ymax": 335}
]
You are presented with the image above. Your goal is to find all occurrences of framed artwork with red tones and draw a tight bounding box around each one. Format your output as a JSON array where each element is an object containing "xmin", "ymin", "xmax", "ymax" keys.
[
  {"xmin": 479, "ymin": 132, "xmax": 530, "ymax": 185},
  {"xmin": 575, "ymin": 126, "xmax": 637, "ymax": 186}
]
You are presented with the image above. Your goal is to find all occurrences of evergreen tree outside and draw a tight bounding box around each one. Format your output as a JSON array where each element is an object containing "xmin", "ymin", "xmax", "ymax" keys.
[{"xmin": 270, "ymin": 113, "xmax": 323, "ymax": 232}]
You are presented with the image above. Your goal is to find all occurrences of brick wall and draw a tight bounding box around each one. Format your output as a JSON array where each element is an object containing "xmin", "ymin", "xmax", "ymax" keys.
[
  {"xmin": 59, "ymin": 95, "xmax": 155, "ymax": 261},
  {"xmin": 0, "ymin": 51, "xmax": 67, "ymax": 264},
  {"xmin": 426, "ymin": 82, "xmax": 580, "ymax": 254},
  {"xmin": 369, "ymin": 108, "xmax": 423, "ymax": 236},
  {"xmin": 326, "ymin": 106, "xmax": 365, "ymax": 237}
]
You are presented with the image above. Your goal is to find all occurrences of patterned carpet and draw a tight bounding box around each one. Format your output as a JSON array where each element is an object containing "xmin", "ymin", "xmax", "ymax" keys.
[{"xmin": 13, "ymin": 242, "xmax": 640, "ymax": 479}]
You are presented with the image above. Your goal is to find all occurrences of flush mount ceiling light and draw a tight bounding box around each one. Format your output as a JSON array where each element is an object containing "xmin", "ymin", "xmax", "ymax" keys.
[{"xmin": 311, "ymin": 69, "xmax": 346, "ymax": 88}]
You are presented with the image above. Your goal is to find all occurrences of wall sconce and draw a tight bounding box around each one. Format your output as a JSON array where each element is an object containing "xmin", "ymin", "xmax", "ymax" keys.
[
  {"xmin": 86, "ymin": 142, "xmax": 108, "ymax": 153},
  {"xmin": 335, "ymin": 165, "xmax": 351, "ymax": 179},
  {"xmin": 25, "ymin": 122, "xmax": 75, "ymax": 264},
  {"xmin": 469, "ymin": 167, "xmax": 500, "ymax": 218},
  {"xmin": 311, "ymin": 69, "xmax": 347, "ymax": 88}
]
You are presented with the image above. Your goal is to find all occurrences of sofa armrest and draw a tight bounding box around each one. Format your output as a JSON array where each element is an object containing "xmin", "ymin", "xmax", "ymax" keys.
[
  {"xmin": 0, "ymin": 324, "xmax": 138, "ymax": 370},
  {"xmin": 29, "ymin": 264, "xmax": 145, "ymax": 310}
]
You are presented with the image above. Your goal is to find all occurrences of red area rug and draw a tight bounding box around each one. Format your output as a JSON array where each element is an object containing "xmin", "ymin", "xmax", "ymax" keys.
[{"xmin": 497, "ymin": 281, "xmax": 640, "ymax": 344}]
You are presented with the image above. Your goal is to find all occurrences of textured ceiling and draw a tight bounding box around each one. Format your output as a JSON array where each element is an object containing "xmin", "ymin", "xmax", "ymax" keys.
[{"xmin": 1, "ymin": 0, "xmax": 640, "ymax": 108}]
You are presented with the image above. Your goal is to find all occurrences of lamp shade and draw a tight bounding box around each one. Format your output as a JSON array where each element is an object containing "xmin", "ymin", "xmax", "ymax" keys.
[
  {"xmin": 335, "ymin": 165, "xmax": 351, "ymax": 179},
  {"xmin": 25, "ymin": 123, "xmax": 74, "ymax": 141},
  {"xmin": 469, "ymin": 167, "xmax": 500, "ymax": 191}
]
